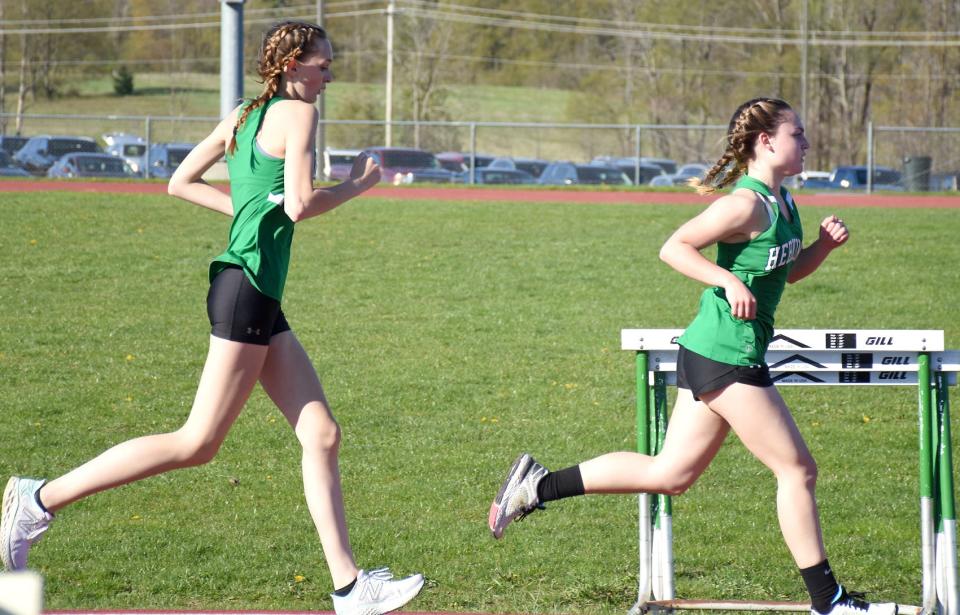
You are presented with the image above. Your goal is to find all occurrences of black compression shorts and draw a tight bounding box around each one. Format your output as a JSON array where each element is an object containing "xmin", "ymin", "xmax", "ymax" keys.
[
  {"xmin": 676, "ymin": 344, "xmax": 773, "ymax": 401},
  {"xmin": 206, "ymin": 265, "xmax": 290, "ymax": 345}
]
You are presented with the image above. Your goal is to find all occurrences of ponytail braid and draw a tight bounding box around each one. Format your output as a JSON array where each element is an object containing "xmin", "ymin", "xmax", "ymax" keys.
[
  {"xmin": 228, "ymin": 21, "xmax": 327, "ymax": 154},
  {"xmin": 689, "ymin": 97, "xmax": 793, "ymax": 195}
]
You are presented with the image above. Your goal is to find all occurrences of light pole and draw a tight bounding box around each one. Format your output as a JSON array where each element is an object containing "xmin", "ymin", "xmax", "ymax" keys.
[
  {"xmin": 220, "ymin": 0, "xmax": 245, "ymax": 119},
  {"xmin": 385, "ymin": 0, "xmax": 396, "ymax": 146}
]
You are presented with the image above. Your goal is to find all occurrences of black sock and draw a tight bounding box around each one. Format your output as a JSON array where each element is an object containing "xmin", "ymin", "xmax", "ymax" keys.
[
  {"xmin": 34, "ymin": 486, "xmax": 50, "ymax": 515},
  {"xmin": 333, "ymin": 577, "xmax": 357, "ymax": 597},
  {"xmin": 536, "ymin": 465, "xmax": 585, "ymax": 503},
  {"xmin": 800, "ymin": 560, "xmax": 842, "ymax": 614}
]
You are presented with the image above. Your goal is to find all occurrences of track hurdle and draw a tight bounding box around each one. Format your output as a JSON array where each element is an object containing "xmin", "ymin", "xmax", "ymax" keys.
[{"xmin": 621, "ymin": 329, "xmax": 960, "ymax": 615}]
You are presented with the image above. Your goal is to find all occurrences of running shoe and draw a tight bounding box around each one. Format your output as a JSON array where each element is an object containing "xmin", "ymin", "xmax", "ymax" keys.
[
  {"xmin": 815, "ymin": 589, "xmax": 897, "ymax": 615},
  {"xmin": 331, "ymin": 567, "xmax": 425, "ymax": 615},
  {"xmin": 1, "ymin": 477, "xmax": 54, "ymax": 571},
  {"xmin": 488, "ymin": 453, "xmax": 548, "ymax": 539}
]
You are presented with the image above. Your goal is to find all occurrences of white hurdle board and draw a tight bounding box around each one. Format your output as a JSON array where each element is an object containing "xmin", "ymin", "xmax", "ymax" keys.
[
  {"xmin": 623, "ymin": 329, "xmax": 957, "ymax": 386},
  {"xmin": 622, "ymin": 329, "xmax": 958, "ymax": 615}
]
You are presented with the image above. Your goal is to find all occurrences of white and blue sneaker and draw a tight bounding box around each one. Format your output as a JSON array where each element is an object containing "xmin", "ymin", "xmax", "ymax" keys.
[
  {"xmin": 488, "ymin": 453, "xmax": 548, "ymax": 539},
  {"xmin": 815, "ymin": 588, "xmax": 897, "ymax": 615},
  {"xmin": 331, "ymin": 567, "xmax": 424, "ymax": 615},
  {"xmin": 1, "ymin": 477, "xmax": 54, "ymax": 571}
]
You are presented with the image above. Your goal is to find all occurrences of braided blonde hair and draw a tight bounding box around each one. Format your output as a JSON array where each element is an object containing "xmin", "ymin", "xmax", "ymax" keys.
[
  {"xmin": 228, "ymin": 21, "xmax": 327, "ymax": 154},
  {"xmin": 689, "ymin": 97, "xmax": 794, "ymax": 195}
]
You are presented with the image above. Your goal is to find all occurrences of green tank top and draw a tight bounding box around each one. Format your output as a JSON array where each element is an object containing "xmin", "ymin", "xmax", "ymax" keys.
[
  {"xmin": 210, "ymin": 96, "xmax": 294, "ymax": 301},
  {"xmin": 677, "ymin": 175, "xmax": 804, "ymax": 365}
]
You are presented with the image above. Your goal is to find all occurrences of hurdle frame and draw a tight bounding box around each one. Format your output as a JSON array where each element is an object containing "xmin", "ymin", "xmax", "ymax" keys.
[{"xmin": 621, "ymin": 329, "xmax": 960, "ymax": 615}]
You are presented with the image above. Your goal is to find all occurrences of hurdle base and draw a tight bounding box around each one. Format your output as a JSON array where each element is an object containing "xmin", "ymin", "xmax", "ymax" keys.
[{"xmin": 630, "ymin": 599, "xmax": 923, "ymax": 615}]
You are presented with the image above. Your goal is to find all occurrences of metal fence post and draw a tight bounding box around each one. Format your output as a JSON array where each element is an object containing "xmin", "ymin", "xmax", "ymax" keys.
[
  {"xmin": 634, "ymin": 125, "xmax": 642, "ymax": 185},
  {"xmin": 469, "ymin": 122, "xmax": 477, "ymax": 185},
  {"xmin": 144, "ymin": 116, "xmax": 152, "ymax": 179},
  {"xmin": 866, "ymin": 120, "xmax": 874, "ymax": 195}
]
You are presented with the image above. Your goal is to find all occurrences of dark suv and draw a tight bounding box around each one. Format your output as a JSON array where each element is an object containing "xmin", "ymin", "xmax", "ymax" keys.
[
  {"xmin": 362, "ymin": 147, "xmax": 458, "ymax": 185},
  {"xmin": 13, "ymin": 136, "xmax": 101, "ymax": 175}
]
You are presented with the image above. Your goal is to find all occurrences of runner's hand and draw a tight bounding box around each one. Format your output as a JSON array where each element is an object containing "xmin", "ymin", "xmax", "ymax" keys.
[
  {"xmin": 350, "ymin": 152, "xmax": 381, "ymax": 189},
  {"xmin": 819, "ymin": 215, "xmax": 849, "ymax": 249},
  {"xmin": 724, "ymin": 277, "xmax": 757, "ymax": 320}
]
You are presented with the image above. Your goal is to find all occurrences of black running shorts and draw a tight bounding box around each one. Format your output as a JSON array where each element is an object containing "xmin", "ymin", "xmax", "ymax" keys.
[
  {"xmin": 676, "ymin": 344, "xmax": 773, "ymax": 401},
  {"xmin": 206, "ymin": 266, "xmax": 290, "ymax": 346}
]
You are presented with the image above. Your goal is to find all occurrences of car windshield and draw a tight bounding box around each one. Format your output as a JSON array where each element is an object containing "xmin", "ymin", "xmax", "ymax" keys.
[
  {"xmin": 854, "ymin": 169, "xmax": 901, "ymax": 185},
  {"xmin": 577, "ymin": 166, "xmax": 626, "ymax": 184},
  {"xmin": 75, "ymin": 155, "xmax": 125, "ymax": 173},
  {"xmin": 49, "ymin": 139, "xmax": 97, "ymax": 156},
  {"xmin": 515, "ymin": 161, "xmax": 547, "ymax": 177},
  {"xmin": 329, "ymin": 154, "xmax": 356, "ymax": 165},
  {"xmin": 382, "ymin": 151, "xmax": 438, "ymax": 169},
  {"xmin": 168, "ymin": 148, "xmax": 190, "ymax": 166},
  {"xmin": 1, "ymin": 137, "xmax": 27, "ymax": 154},
  {"xmin": 123, "ymin": 144, "xmax": 146, "ymax": 157},
  {"xmin": 0, "ymin": 151, "xmax": 14, "ymax": 167}
]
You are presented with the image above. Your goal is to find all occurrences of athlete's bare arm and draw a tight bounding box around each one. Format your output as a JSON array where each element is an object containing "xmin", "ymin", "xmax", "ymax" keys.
[
  {"xmin": 787, "ymin": 215, "xmax": 849, "ymax": 283},
  {"xmin": 167, "ymin": 109, "xmax": 236, "ymax": 216}
]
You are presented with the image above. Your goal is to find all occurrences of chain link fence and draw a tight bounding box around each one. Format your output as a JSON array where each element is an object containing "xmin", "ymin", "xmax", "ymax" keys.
[{"xmin": 2, "ymin": 112, "xmax": 958, "ymax": 192}]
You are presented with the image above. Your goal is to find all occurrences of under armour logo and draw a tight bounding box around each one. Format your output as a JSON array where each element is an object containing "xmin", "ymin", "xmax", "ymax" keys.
[{"xmin": 246, "ymin": 327, "xmax": 261, "ymax": 336}]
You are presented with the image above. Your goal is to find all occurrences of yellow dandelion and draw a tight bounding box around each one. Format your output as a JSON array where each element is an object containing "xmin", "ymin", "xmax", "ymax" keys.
[
  {"xmin": 862, "ymin": 415, "xmax": 872, "ymax": 423},
  {"xmin": 480, "ymin": 416, "xmax": 487, "ymax": 422},
  {"xmin": 125, "ymin": 354, "xmax": 135, "ymax": 362},
  {"xmin": 29, "ymin": 239, "xmax": 37, "ymax": 246},
  {"xmin": 490, "ymin": 417, "xmax": 499, "ymax": 423},
  {"xmin": 294, "ymin": 575, "xmax": 305, "ymax": 583},
  {"xmin": 130, "ymin": 514, "xmax": 142, "ymax": 521}
]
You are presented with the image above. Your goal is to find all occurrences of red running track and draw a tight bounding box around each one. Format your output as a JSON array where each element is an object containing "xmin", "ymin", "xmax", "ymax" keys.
[{"xmin": 2, "ymin": 179, "xmax": 959, "ymax": 209}]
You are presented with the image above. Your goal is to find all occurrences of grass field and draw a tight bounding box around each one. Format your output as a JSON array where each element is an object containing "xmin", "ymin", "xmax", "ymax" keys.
[{"xmin": 1, "ymin": 191, "xmax": 959, "ymax": 613}]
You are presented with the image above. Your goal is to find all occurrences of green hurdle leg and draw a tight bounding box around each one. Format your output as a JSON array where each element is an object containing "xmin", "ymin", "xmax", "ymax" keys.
[
  {"xmin": 935, "ymin": 372, "xmax": 958, "ymax": 614},
  {"xmin": 652, "ymin": 373, "xmax": 674, "ymax": 601},
  {"xmin": 634, "ymin": 350, "xmax": 653, "ymax": 614}
]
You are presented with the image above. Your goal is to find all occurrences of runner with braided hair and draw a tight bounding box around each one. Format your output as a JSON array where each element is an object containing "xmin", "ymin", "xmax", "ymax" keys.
[
  {"xmin": 489, "ymin": 98, "xmax": 897, "ymax": 615},
  {"xmin": 2, "ymin": 20, "xmax": 423, "ymax": 615}
]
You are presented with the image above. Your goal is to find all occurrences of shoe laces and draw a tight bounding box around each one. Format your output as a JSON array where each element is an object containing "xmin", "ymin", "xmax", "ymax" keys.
[
  {"xmin": 837, "ymin": 590, "xmax": 871, "ymax": 613},
  {"xmin": 364, "ymin": 567, "xmax": 395, "ymax": 583},
  {"xmin": 515, "ymin": 502, "xmax": 546, "ymax": 522}
]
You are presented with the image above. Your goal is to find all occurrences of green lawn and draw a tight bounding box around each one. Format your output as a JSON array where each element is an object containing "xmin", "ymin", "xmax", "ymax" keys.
[{"xmin": 1, "ymin": 191, "xmax": 959, "ymax": 613}]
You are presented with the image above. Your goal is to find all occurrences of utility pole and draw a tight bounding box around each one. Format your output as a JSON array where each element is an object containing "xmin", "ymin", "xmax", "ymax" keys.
[
  {"xmin": 385, "ymin": 0, "xmax": 396, "ymax": 146},
  {"xmin": 220, "ymin": 0, "xmax": 245, "ymax": 119},
  {"xmin": 316, "ymin": 0, "xmax": 326, "ymax": 166},
  {"xmin": 800, "ymin": 0, "xmax": 808, "ymax": 121}
]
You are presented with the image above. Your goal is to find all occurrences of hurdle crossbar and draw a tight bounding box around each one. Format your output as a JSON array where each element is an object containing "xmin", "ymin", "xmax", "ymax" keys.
[{"xmin": 622, "ymin": 329, "xmax": 958, "ymax": 615}]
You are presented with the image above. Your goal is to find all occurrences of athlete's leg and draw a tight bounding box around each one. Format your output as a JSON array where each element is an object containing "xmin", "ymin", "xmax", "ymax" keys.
[
  {"xmin": 579, "ymin": 388, "xmax": 731, "ymax": 495},
  {"xmin": 700, "ymin": 383, "xmax": 824, "ymax": 567},
  {"xmin": 258, "ymin": 330, "xmax": 357, "ymax": 589},
  {"xmin": 38, "ymin": 337, "xmax": 269, "ymax": 512}
]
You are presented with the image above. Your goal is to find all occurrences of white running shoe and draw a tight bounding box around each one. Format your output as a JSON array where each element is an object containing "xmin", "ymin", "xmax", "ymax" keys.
[
  {"xmin": 488, "ymin": 453, "xmax": 548, "ymax": 539},
  {"xmin": 815, "ymin": 590, "xmax": 897, "ymax": 615},
  {"xmin": 331, "ymin": 567, "xmax": 425, "ymax": 615},
  {"xmin": 1, "ymin": 477, "xmax": 54, "ymax": 571}
]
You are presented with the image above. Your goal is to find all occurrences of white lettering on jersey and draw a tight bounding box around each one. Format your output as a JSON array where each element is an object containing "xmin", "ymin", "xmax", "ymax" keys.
[{"xmin": 765, "ymin": 237, "xmax": 802, "ymax": 271}]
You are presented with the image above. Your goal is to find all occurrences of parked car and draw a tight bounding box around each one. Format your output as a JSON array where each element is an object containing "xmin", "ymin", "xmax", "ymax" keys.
[
  {"xmin": 593, "ymin": 156, "xmax": 672, "ymax": 183},
  {"xmin": 13, "ymin": 135, "xmax": 101, "ymax": 175},
  {"xmin": 103, "ymin": 132, "xmax": 148, "ymax": 176},
  {"xmin": 322, "ymin": 147, "xmax": 361, "ymax": 181},
  {"xmin": 787, "ymin": 170, "xmax": 831, "ymax": 190},
  {"xmin": 931, "ymin": 172, "xmax": 959, "ymax": 192},
  {"xmin": 146, "ymin": 142, "xmax": 195, "ymax": 179},
  {"xmin": 0, "ymin": 135, "xmax": 29, "ymax": 157},
  {"xmin": 648, "ymin": 162, "xmax": 709, "ymax": 187},
  {"xmin": 47, "ymin": 152, "xmax": 134, "ymax": 179},
  {"xmin": 0, "ymin": 151, "xmax": 30, "ymax": 177},
  {"xmin": 481, "ymin": 156, "xmax": 550, "ymax": 179},
  {"xmin": 538, "ymin": 161, "xmax": 632, "ymax": 186},
  {"xmin": 457, "ymin": 167, "xmax": 536, "ymax": 185},
  {"xmin": 362, "ymin": 147, "xmax": 458, "ymax": 184},
  {"xmin": 436, "ymin": 151, "xmax": 496, "ymax": 173},
  {"xmin": 828, "ymin": 165, "xmax": 902, "ymax": 191}
]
